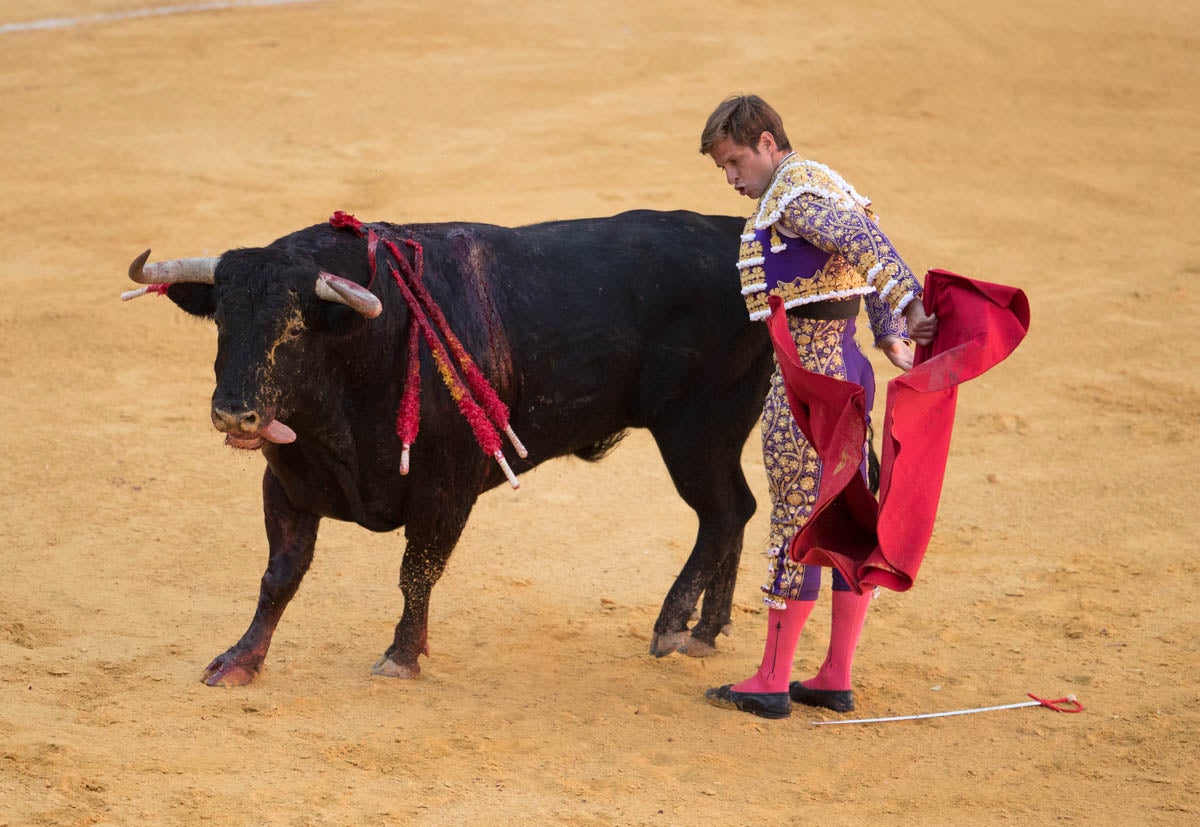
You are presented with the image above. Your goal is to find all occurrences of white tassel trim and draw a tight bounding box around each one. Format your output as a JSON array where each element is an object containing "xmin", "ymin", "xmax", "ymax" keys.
[
  {"xmin": 865, "ymin": 261, "xmax": 885, "ymax": 286},
  {"xmin": 736, "ymin": 256, "xmax": 765, "ymax": 270},
  {"xmin": 799, "ymin": 160, "xmax": 872, "ymax": 209},
  {"xmin": 879, "ymin": 277, "xmax": 900, "ymax": 300},
  {"xmin": 786, "ymin": 286, "xmax": 874, "ymax": 305},
  {"xmin": 754, "ymin": 186, "xmax": 850, "ymax": 229},
  {"xmin": 770, "ymin": 242, "xmax": 788, "ymax": 253},
  {"xmin": 894, "ymin": 291, "xmax": 917, "ymax": 316},
  {"xmin": 741, "ymin": 282, "xmax": 767, "ymax": 296},
  {"xmin": 747, "ymin": 286, "xmax": 874, "ymax": 321},
  {"xmin": 753, "ymin": 159, "xmax": 873, "ymax": 230},
  {"xmin": 740, "ymin": 232, "xmax": 757, "ymax": 242}
]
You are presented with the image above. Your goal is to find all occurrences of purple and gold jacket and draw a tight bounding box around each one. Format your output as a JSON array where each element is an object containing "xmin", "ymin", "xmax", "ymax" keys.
[{"xmin": 737, "ymin": 155, "xmax": 921, "ymax": 341}]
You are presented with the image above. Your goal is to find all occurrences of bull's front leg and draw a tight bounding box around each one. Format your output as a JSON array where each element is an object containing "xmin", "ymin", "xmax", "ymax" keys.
[
  {"xmin": 202, "ymin": 468, "xmax": 319, "ymax": 687},
  {"xmin": 372, "ymin": 506, "xmax": 470, "ymax": 680}
]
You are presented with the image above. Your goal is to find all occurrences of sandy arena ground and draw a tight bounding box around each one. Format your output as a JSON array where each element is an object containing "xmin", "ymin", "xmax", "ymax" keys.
[{"xmin": 1, "ymin": 0, "xmax": 1198, "ymax": 824}]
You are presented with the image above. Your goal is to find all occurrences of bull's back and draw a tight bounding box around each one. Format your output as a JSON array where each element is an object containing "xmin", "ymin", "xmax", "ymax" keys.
[
  {"xmin": 271, "ymin": 210, "xmax": 768, "ymax": 515},
  {"xmin": 454, "ymin": 210, "xmax": 768, "ymax": 446}
]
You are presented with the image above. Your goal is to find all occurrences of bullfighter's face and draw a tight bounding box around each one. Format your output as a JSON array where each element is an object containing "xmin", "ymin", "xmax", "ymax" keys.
[{"xmin": 708, "ymin": 133, "xmax": 786, "ymax": 200}]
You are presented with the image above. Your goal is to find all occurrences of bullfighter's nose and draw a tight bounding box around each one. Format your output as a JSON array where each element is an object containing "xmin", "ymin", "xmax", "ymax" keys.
[{"xmin": 211, "ymin": 406, "xmax": 262, "ymax": 434}]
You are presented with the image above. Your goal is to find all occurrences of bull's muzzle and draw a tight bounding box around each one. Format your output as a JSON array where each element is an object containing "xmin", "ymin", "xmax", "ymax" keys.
[
  {"xmin": 211, "ymin": 404, "xmax": 298, "ymax": 448},
  {"xmin": 211, "ymin": 406, "xmax": 264, "ymax": 435}
]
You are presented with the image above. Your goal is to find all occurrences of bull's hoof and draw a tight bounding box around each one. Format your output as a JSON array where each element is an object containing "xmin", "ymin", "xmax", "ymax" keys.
[
  {"xmin": 371, "ymin": 655, "xmax": 421, "ymax": 679},
  {"xmin": 649, "ymin": 630, "xmax": 691, "ymax": 658},
  {"xmin": 202, "ymin": 659, "xmax": 259, "ymax": 687},
  {"xmin": 678, "ymin": 636, "xmax": 717, "ymax": 658}
]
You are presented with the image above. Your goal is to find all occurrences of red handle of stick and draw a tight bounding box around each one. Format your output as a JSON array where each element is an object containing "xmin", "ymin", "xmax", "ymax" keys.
[{"xmin": 1027, "ymin": 693, "xmax": 1085, "ymax": 713}]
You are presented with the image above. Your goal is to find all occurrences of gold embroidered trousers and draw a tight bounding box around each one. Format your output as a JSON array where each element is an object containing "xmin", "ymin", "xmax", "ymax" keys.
[{"xmin": 759, "ymin": 314, "xmax": 872, "ymax": 608}]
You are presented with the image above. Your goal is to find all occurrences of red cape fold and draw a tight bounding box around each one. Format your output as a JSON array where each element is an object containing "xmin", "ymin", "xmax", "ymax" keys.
[{"xmin": 766, "ymin": 270, "xmax": 1030, "ymax": 594}]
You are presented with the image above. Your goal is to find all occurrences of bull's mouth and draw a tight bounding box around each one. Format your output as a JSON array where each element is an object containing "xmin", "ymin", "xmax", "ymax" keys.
[
  {"xmin": 220, "ymin": 418, "xmax": 297, "ymax": 452},
  {"xmin": 225, "ymin": 434, "xmax": 265, "ymax": 451}
]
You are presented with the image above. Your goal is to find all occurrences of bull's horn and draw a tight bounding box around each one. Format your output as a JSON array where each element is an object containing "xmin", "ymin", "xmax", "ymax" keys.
[
  {"xmin": 128, "ymin": 249, "xmax": 218, "ymax": 285},
  {"xmin": 315, "ymin": 272, "xmax": 383, "ymax": 319}
]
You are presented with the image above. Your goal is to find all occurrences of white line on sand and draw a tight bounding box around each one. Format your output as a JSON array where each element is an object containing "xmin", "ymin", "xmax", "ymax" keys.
[{"xmin": 1, "ymin": 0, "xmax": 318, "ymax": 36}]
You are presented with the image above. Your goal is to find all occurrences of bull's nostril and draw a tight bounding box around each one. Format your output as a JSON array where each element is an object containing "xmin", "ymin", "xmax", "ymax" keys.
[
  {"xmin": 211, "ymin": 406, "xmax": 262, "ymax": 433},
  {"xmin": 212, "ymin": 407, "xmax": 238, "ymax": 430}
]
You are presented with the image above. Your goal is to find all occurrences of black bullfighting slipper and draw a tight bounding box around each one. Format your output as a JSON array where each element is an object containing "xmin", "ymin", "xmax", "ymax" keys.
[
  {"xmin": 788, "ymin": 682, "xmax": 855, "ymax": 712},
  {"xmin": 704, "ymin": 684, "xmax": 791, "ymax": 719}
]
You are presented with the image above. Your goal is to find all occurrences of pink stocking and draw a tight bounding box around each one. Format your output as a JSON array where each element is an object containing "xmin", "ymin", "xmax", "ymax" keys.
[
  {"xmin": 802, "ymin": 589, "xmax": 871, "ymax": 691},
  {"xmin": 732, "ymin": 599, "xmax": 815, "ymax": 694}
]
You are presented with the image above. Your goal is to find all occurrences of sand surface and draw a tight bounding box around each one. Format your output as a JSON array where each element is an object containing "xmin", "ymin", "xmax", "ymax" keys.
[{"xmin": 2, "ymin": 0, "xmax": 1198, "ymax": 824}]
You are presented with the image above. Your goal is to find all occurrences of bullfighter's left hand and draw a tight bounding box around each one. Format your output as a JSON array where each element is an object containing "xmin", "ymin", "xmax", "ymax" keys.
[{"xmin": 878, "ymin": 336, "xmax": 914, "ymax": 371}]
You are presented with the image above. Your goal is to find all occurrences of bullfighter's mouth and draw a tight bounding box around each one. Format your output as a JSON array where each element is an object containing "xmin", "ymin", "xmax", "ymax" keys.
[{"xmin": 222, "ymin": 419, "xmax": 296, "ymax": 452}]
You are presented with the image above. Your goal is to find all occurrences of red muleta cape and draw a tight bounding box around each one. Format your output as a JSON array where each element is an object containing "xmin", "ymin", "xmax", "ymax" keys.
[{"xmin": 767, "ymin": 269, "xmax": 1031, "ymax": 594}]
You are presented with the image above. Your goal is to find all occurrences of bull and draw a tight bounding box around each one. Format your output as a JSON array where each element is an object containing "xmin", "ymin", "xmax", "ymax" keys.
[{"xmin": 125, "ymin": 209, "xmax": 773, "ymax": 686}]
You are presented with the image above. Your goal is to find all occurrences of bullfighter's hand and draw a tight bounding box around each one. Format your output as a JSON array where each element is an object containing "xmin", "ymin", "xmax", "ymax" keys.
[
  {"xmin": 904, "ymin": 298, "xmax": 938, "ymax": 346},
  {"xmin": 878, "ymin": 336, "xmax": 913, "ymax": 371}
]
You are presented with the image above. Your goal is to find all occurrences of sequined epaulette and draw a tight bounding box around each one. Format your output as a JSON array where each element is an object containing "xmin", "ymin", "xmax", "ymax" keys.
[
  {"xmin": 752, "ymin": 158, "xmax": 872, "ymax": 230},
  {"xmin": 736, "ymin": 158, "xmax": 878, "ymax": 321}
]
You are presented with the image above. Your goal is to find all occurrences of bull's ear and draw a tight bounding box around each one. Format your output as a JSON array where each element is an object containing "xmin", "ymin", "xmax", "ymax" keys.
[
  {"xmin": 165, "ymin": 283, "xmax": 217, "ymax": 319},
  {"xmin": 320, "ymin": 302, "xmax": 374, "ymax": 337},
  {"xmin": 314, "ymin": 271, "xmax": 381, "ymax": 336},
  {"xmin": 126, "ymin": 250, "xmax": 217, "ymax": 317}
]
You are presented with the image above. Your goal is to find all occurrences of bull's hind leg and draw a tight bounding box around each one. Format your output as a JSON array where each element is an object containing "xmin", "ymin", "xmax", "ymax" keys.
[
  {"xmin": 203, "ymin": 469, "xmax": 319, "ymax": 687},
  {"xmin": 647, "ymin": 418, "xmax": 757, "ymax": 658},
  {"xmin": 372, "ymin": 504, "xmax": 471, "ymax": 679},
  {"xmin": 690, "ymin": 540, "xmax": 741, "ymax": 653}
]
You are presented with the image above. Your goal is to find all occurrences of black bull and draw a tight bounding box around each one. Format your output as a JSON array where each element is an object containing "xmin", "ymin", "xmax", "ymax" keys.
[{"xmin": 130, "ymin": 209, "xmax": 774, "ymax": 686}]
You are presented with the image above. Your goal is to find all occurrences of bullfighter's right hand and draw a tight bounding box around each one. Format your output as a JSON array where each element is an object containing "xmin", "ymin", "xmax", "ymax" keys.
[{"xmin": 904, "ymin": 298, "xmax": 938, "ymax": 346}]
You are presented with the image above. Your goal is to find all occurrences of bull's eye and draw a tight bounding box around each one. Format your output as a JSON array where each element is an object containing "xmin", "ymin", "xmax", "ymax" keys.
[
  {"xmin": 270, "ymin": 310, "xmax": 308, "ymax": 359},
  {"xmin": 264, "ymin": 311, "xmax": 308, "ymax": 368},
  {"xmin": 281, "ymin": 316, "xmax": 305, "ymax": 342}
]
